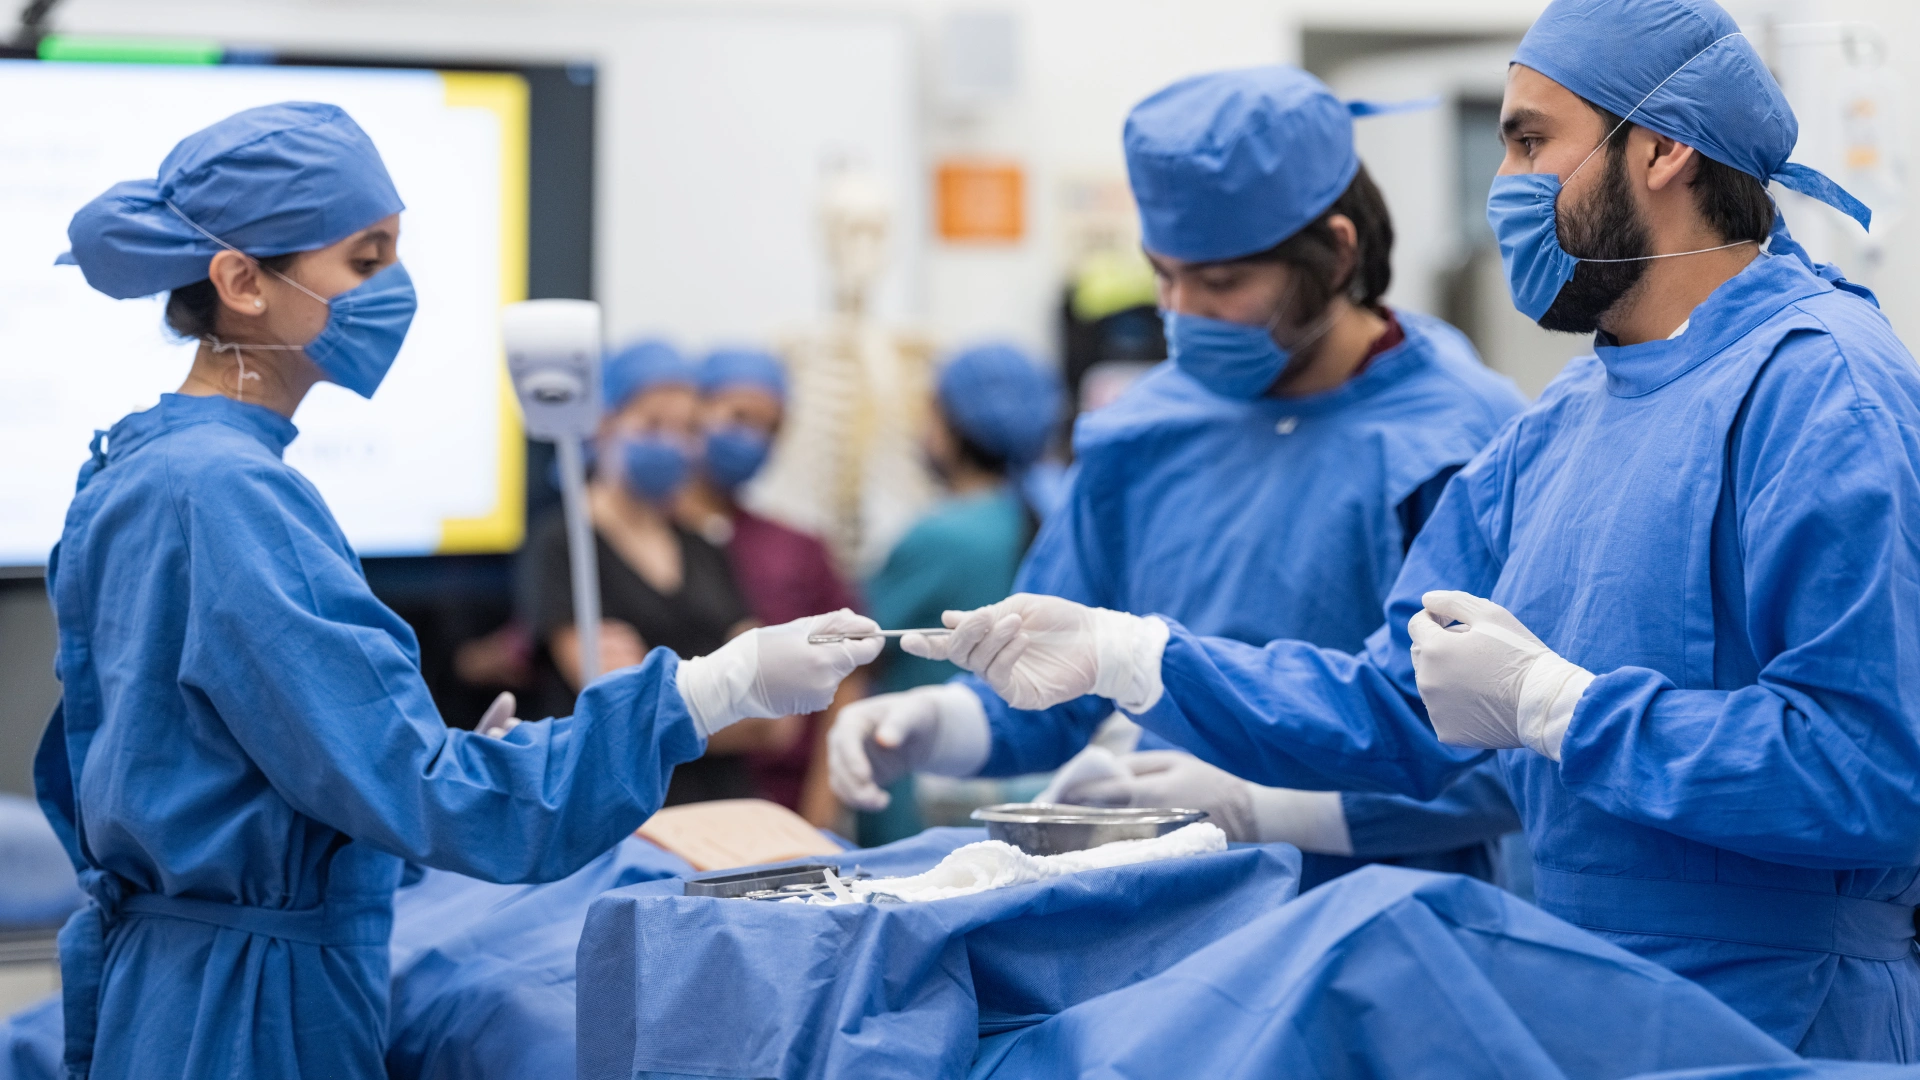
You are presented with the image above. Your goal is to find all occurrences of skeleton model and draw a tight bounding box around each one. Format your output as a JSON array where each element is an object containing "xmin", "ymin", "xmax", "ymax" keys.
[{"xmin": 747, "ymin": 165, "xmax": 935, "ymax": 578}]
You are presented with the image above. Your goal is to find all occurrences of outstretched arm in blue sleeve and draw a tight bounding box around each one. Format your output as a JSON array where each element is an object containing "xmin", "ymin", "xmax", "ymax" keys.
[
  {"xmin": 1130, "ymin": 467, "xmax": 1506, "ymax": 801},
  {"xmin": 177, "ymin": 462, "xmax": 708, "ymax": 885}
]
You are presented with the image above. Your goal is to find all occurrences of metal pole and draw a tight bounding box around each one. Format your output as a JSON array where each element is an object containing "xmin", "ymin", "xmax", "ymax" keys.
[{"xmin": 555, "ymin": 436, "xmax": 601, "ymax": 684}]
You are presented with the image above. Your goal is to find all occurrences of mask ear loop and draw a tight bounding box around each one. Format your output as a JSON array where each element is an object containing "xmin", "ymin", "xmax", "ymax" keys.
[
  {"xmin": 164, "ymin": 201, "xmax": 329, "ymax": 404},
  {"xmin": 1261, "ymin": 273, "xmax": 1346, "ymax": 363},
  {"xmin": 1554, "ymin": 33, "xmax": 1759, "ymax": 264}
]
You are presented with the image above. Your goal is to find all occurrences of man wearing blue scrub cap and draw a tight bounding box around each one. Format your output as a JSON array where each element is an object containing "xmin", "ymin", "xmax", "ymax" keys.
[
  {"xmin": 914, "ymin": 1, "xmax": 1920, "ymax": 1060},
  {"xmin": 832, "ymin": 67, "xmax": 1530, "ymax": 890},
  {"xmin": 41, "ymin": 104, "xmax": 880, "ymax": 1080}
]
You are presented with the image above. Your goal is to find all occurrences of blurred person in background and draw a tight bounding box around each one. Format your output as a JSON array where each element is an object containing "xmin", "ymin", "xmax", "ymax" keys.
[
  {"xmin": 677, "ymin": 347, "xmax": 864, "ymax": 826},
  {"xmin": 855, "ymin": 343, "xmax": 1063, "ymax": 844},
  {"xmin": 519, "ymin": 340, "xmax": 794, "ymax": 805}
]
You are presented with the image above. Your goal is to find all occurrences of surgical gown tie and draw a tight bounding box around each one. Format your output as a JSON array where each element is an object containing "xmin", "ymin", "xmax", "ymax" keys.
[
  {"xmin": 58, "ymin": 871, "xmax": 391, "ymax": 1080},
  {"xmin": 1530, "ymin": 868, "xmax": 1916, "ymax": 962}
]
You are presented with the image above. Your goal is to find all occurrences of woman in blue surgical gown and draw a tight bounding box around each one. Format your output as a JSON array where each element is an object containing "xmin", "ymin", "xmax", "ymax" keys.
[{"xmin": 36, "ymin": 102, "xmax": 878, "ymax": 1080}]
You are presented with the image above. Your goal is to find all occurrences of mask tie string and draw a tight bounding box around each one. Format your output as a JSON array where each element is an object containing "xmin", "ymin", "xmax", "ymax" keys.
[{"xmin": 204, "ymin": 335, "xmax": 304, "ymax": 404}]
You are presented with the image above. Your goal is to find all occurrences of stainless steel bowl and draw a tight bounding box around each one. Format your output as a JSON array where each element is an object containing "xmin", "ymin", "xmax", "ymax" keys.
[{"xmin": 968, "ymin": 804, "xmax": 1210, "ymax": 856}]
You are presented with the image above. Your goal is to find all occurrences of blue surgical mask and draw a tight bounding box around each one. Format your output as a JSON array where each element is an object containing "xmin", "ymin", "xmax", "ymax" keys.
[
  {"xmin": 161, "ymin": 200, "xmax": 418, "ymax": 399},
  {"xmin": 1162, "ymin": 301, "xmax": 1337, "ymax": 400},
  {"xmin": 290, "ymin": 261, "xmax": 417, "ymax": 397},
  {"xmin": 1487, "ymin": 172, "xmax": 1583, "ymax": 323},
  {"xmin": 618, "ymin": 435, "xmax": 690, "ymax": 503},
  {"xmin": 1486, "ymin": 90, "xmax": 1759, "ymax": 324},
  {"xmin": 702, "ymin": 425, "xmax": 772, "ymax": 490}
]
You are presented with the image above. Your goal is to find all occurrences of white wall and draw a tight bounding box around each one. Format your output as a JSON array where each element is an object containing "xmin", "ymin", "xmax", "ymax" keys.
[{"xmin": 27, "ymin": 0, "xmax": 1920, "ymax": 358}]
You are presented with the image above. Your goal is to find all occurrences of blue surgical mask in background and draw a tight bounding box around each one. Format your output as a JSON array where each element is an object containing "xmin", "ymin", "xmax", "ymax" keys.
[
  {"xmin": 702, "ymin": 425, "xmax": 772, "ymax": 490},
  {"xmin": 1163, "ymin": 299, "xmax": 1335, "ymax": 401},
  {"xmin": 618, "ymin": 436, "xmax": 691, "ymax": 503}
]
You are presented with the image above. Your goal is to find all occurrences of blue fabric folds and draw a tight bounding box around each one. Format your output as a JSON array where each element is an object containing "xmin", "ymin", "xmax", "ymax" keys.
[
  {"xmin": 1128, "ymin": 252, "xmax": 1920, "ymax": 1057},
  {"xmin": 0, "ymin": 837, "xmax": 697, "ymax": 1080},
  {"xmin": 1629, "ymin": 1066, "xmax": 1920, "ymax": 1079},
  {"xmin": 0, "ymin": 795, "xmax": 81, "ymax": 929},
  {"xmin": 0, "ymin": 998, "xmax": 61, "ymax": 1080},
  {"xmin": 574, "ymin": 827, "xmax": 1303, "ymax": 1080},
  {"xmin": 970, "ymin": 866, "xmax": 1798, "ymax": 1079},
  {"xmin": 384, "ymin": 838, "xmax": 694, "ymax": 1080},
  {"xmin": 38, "ymin": 390, "xmax": 706, "ymax": 1080},
  {"xmin": 964, "ymin": 312, "xmax": 1526, "ymax": 884}
]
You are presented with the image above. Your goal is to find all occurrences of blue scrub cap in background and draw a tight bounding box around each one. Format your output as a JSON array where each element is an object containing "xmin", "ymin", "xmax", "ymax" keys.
[
  {"xmin": 1515, "ymin": 0, "xmax": 1871, "ymax": 230},
  {"xmin": 59, "ymin": 102, "xmax": 405, "ymax": 300},
  {"xmin": 936, "ymin": 343, "xmax": 1063, "ymax": 467},
  {"xmin": 603, "ymin": 339, "xmax": 697, "ymax": 413},
  {"xmin": 1124, "ymin": 66, "xmax": 1427, "ymax": 264},
  {"xmin": 698, "ymin": 348, "xmax": 789, "ymax": 402}
]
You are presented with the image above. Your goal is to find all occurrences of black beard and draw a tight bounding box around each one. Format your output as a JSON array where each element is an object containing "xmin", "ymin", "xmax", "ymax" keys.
[{"xmin": 1537, "ymin": 145, "xmax": 1651, "ymax": 334}]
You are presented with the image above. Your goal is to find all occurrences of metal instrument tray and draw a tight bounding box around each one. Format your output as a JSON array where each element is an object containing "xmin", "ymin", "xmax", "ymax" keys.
[{"xmin": 683, "ymin": 863, "xmax": 842, "ymax": 899}]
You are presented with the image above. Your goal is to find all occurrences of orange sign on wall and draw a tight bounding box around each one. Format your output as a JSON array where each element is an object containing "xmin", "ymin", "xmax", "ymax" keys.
[{"xmin": 936, "ymin": 160, "xmax": 1025, "ymax": 242}]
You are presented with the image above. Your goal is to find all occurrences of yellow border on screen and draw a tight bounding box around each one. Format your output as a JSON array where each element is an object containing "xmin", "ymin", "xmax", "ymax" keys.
[{"xmin": 435, "ymin": 71, "xmax": 529, "ymax": 553}]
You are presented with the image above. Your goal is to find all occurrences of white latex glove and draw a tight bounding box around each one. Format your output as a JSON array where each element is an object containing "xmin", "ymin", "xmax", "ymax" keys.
[
  {"xmin": 901, "ymin": 593, "xmax": 1169, "ymax": 712},
  {"xmin": 1407, "ymin": 590, "xmax": 1595, "ymax": 760},
  {"xmin": 827, "ymin": 683, "xmax": 991, "ymax": 812},
  {"xmin": 1032, "ymin": 745, "xmax": 1129, "ymax": 805},
  {"xmin": 676, "ymin": 609, "xmax": 882, "ymax": 739},
  {"xmin": 1039, "ymin": 748, "xmax": 1351, "ymax": 851},
  {"xmin": 475, "ymin": 691, "xmax": 522, "ymax": 739}
]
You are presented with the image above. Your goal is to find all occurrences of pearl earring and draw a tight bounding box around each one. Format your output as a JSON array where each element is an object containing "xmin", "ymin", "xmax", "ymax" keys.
[{"xmin": 254, "ymin": 299, "xmax": 264, "ymax": 309}]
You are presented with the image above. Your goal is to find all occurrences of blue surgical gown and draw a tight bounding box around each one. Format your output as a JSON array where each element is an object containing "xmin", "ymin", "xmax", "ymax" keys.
[
  {"xmin": 34, "ymin": 393, "xmax": 704, "ymax": 1080},
  {"xmin": 971, "ymin": 865, "xmax": 1798, "ymax": 1079},
  {"xmin": 962, "ymin": 311, "xmax": 1528, "ymax": 884},
  {"xmin": 1130, "ymin": 254, "xmax": 1920, "ymax": 1060}
]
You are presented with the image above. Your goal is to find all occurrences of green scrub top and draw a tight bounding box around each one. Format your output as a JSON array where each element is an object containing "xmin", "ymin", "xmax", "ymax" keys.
[{"xmin": 867, "ymin": 485, "xmax": 1030, "ymax": 694}]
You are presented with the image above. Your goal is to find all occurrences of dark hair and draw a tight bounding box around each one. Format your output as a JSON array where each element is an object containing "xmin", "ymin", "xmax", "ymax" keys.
[
  {"xmin": 163, "ymin": 252, "xmax": 299, "ymax": 341},
  {"xmin": 941, "ymin": 404, "xmax": 1012, "ymax": 477},
  {"xmin": 1237, "ymin": 163, "xmax": 1395, "ymax": 315},
  {"xmin": 939, "ymin": 404, "xmax": 1045, "ymax": 544},
  {"xmin": 1586, "ymin": 102, "xmax": 1774, "ymax": 244}
]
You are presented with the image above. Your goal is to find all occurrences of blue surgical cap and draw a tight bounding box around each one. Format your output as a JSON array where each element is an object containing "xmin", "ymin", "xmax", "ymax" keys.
[
  {"xmin": 59, "ymin": 102, "xmax": 405, "ymax": 300},
  {"xmin": 699, "ymin": 348, "xmax": 788, "ymax": 402},
  {"xmin": 603, "ymin": 339, "xmax": 697, "ymax": 413},
  {"xmin": 1126, "ymin": 67, "xmax": 1360, "ymax": 263},
  {"xmin": 1515, "ymin": 0, "xmax": 1870, "ymax": 229},
  {"xmin": 936, "ymin": 344, "xmax": 1062, "ymax": 467}
]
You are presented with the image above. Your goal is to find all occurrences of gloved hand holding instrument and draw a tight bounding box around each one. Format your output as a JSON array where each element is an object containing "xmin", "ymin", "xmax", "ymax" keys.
[
  {"xmin": 899, "ymin": 593, "xmax": 1170, "ymax": 712},
  {"xmin": 678, "ymin": 609, "xmax": 885, "ymax": 738}
]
